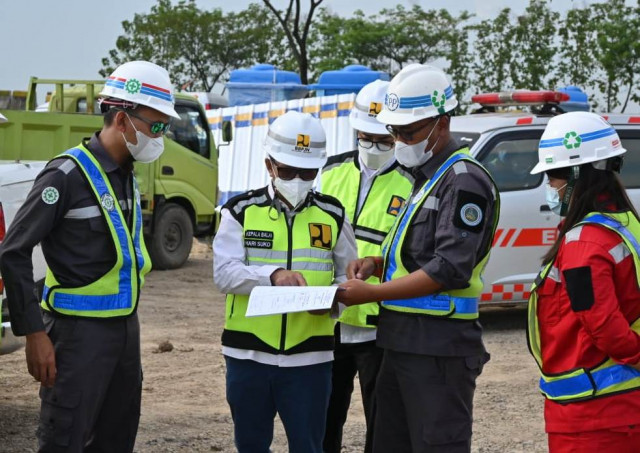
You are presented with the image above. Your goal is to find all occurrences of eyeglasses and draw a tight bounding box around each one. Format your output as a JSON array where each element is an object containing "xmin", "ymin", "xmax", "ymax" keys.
[
  {"xmin": 385, "ymin": 119, "xmax": 435, "ymax": 142},
  {"xmin": 356, "ymin": 138, "xmax": 394, "ymax": 152},
  {"xmin": 271, "ymin": 159, "xmax": 318, "ymax": 181},
  {"xmin": 127, "ymin": 111, "xmax": 171, "ymax": 135}
]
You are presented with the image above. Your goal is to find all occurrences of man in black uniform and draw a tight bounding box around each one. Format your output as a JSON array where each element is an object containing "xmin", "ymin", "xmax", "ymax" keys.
[
  {"xmin": 0, "ymin": 60, "xmax": 179, "ymax": 452},
  {"xmin": 338, "ymin": 64, "xmax": 499, "ymax": 452}
]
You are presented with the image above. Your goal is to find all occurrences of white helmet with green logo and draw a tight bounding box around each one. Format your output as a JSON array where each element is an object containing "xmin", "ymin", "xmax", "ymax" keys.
[
  {"xmin": 99, "ymin": 61, "xmax": 180, "ymax": 119},
  {"xmin": 530, "ymin": 112, "xmax": 626, "ymax": 174},
  {"xmin": 376, "ymin": 64, "xmax": 458, "ymax": 126}
]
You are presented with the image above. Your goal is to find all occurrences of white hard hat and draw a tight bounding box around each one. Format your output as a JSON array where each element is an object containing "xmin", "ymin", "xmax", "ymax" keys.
[
  {"xmin": 99, "ymin": 61, "xmax": 180, "ymax": 119},
  {"xmin": 265, "ymin": 111, "xmax": 327, "ymax": 169},
  {"xmin": 0, "ymin": 113, "xmax": 6, "ymax": 123},
  {"xmin": 531, "ymin": 112, "xmax": 626, "ymax": 174},
  {"xmin": 349, "ymin": 80, "xmax": 390, "ymax": 135},
  {"xmin": 377, "ymin": 64, "xmax": 458, "ymax": 126}
]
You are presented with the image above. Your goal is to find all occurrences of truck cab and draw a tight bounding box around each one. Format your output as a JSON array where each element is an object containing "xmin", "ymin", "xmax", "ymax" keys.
[
  {"xmin": 452, "ymin": 91, "xmax": 640, "ymax": 305},
  {"xmin": 0, "ymin": 78, "xmax": 219, "ymax": 269}
]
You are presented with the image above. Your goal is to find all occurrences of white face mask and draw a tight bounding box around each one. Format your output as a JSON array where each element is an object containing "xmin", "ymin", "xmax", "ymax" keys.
[
  {"xmin": 545, "ymin": 183, "xmax": 567, "ymax": 216},
  {"xmin": 394, "ymin": 118, "xmax": 440, "ymax": 168},
  {"xmin": 273, "ymin": 177, "xmax": 313, "ymax": 209},
  {"xmin": 123, "ymin": 114, "xmax": 165, "ymax": 163},
  {"xmin": 358, "ymin": 144, "xmax": 394, "ymax": 170}
]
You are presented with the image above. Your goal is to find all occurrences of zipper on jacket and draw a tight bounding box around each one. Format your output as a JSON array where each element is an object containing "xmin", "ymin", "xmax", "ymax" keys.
[{"xmin": 279, "ymin": 213, "xmax": 294, "ymax": 352}]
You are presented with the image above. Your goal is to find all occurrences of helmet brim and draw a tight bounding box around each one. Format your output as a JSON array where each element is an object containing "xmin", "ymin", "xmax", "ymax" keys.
[
  {"xmin": 349, "ymin": 112, "xmax": 389, "ymax": 135},
  {"xmin": 530, "ymin": 146, "xmax": 627, "ymax": 174}
]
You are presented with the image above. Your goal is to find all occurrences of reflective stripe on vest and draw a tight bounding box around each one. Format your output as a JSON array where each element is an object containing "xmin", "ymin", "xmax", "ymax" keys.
[
  {"xmin": 224, "ymin": 193, "xmax": 341, "ymax": 353},
  {"xmin": 41, "ymin": 145, "xmax": 151, "ymax": 317},
  {"xmin": 527, "ymin": 211, "xmax": 640, "ymax": 402},
  {"xmin": 321, "ymin": 155, "xmax": 413, "ymax": 327},
  {"xmin": 381, "ymin": 149, "xmax": 499, "ymax": 320}
]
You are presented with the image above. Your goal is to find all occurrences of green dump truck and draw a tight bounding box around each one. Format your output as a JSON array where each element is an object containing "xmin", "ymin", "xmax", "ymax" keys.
[{"xmin": 0, "ymin": 78, "xmax": 219, "ymax": 269}]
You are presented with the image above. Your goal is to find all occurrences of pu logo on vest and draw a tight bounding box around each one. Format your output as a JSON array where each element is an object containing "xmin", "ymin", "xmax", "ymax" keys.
[
  {"xmin": 309, "ymin": 223, "xmax": 332, "ymax": 250},
  {"xmin": 369, "ymin": 102, "xmax": 382, "ymax": 116},
  {"xmin": 295, "ymin": 134, "xmax": 311, "ymax": 153},
  {"xmin": 101, "ymin": 193, "xmax": 116, "ymax": 211},
  {"xmin": 387, "ymin": 195, "xmax": 406, "ymax": 216},
  {"xmin": 244, "ymin": 230, "xmax": 274, "ymax": 249}
]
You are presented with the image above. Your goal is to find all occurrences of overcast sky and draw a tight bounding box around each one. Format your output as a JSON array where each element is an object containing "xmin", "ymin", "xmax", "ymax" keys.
[{"xmin": 0, "ymin": 0, "xmax": 623, "ymax": 92}]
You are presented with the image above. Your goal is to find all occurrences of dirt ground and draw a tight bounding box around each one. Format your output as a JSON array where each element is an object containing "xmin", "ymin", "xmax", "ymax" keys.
[{"xmin": 0, "ymin": 241, "xmax": 547, "ymax": 452}]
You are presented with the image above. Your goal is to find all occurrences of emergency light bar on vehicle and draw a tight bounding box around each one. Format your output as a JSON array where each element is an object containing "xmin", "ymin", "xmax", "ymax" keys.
[{"xmin": 472, "ymin": 91, "xmax": 570, "ymax": 107}]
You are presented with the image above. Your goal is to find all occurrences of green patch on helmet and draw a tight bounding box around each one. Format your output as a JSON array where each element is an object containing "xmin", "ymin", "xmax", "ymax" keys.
[
  {"xmin": 431, "ymin": 90, "xmax": 447, "ymax": 108},
  {"xmin": 563, "ymin": 131, "xmax": 582, "ymax": 150},
  {"xmin": 125, "ymin": 78, "xmax": 142, "ymax": 94}
]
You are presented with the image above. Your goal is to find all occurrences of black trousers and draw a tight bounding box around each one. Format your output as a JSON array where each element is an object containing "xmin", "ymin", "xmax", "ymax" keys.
[
  {"xmin": 37, "ymin": 312, "xmax": 142, "ymax": 453},
  {"xmin": 323, "ymin": 336, "xmax": 383, "ymax": 453},
  {"xmin": 372, "ymin": 349, "xmax": 489, "ymax": 453}
]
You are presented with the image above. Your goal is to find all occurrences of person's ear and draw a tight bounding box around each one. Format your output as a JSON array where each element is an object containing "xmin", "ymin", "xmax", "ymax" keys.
[
  {"xmin": 115, "ymin": 111, "xmax": 128, "ymax": 133},
  {"xmin": 265, "ymin": 158, "xmax": 275, "ymax": 178}
]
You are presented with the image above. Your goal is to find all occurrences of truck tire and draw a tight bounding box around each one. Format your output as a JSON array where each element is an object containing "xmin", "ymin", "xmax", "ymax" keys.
[{"xmin": 148, "ymin": 204, "xmax": 193, "ymax": 270}]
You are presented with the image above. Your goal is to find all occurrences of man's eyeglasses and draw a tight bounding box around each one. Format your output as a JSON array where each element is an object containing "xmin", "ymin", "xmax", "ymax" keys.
[
  {"xmin": 385, "ymin": 120, "xmax": 433, "ymax": 142},
  {"xmin": 271, "ymin": 159, "xmax": 318, "ymax": 181},
  {"xmin": 127, "ymin": 111, "xmax": 171, "ymax": 135},
  {"xmin": 356, "ymin": 138, "xmax": 394, "ymax": 152}
]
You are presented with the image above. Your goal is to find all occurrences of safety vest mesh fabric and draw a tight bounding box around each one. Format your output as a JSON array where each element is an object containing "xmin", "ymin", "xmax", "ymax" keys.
[
  {"xmin": 527, "ymin": 211, "xmax": 640, "ymax": 403},
  {"xmin": 41, "ymin": 145, "xmax": 152, "ymax": 317},
  {"xmin": 224, "ymin": 194, "xmax": 342, "ymax": 353},
  {"xmin": 321, "ymin": 154, "xmax": 413, "ymax": 327},
  {"xmin": 380, "ymin": 149, "xmax": 499, "ymax": 320}
]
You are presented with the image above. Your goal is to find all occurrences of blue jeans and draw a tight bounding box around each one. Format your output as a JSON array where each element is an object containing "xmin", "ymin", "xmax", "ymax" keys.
[{"xmin": 225, "ymin": 356, "xmax": 332, "ymax": 453}]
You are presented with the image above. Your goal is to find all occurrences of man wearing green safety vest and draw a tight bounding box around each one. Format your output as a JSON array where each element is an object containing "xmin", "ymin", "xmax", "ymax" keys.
[
  {"xmin": 0, "ymin": 61, "xmax": 179, "ymax": 452},
  {"xmin": 320, "ymin": 79, "xmax": 413, "ymax": 453},
  {"xmin": 213, "ymin": 110, "xmax": 357, "ymax": 453},
  {"xmin": 338, "ymin": 64, "xmax": 500, "ymax": 453}
]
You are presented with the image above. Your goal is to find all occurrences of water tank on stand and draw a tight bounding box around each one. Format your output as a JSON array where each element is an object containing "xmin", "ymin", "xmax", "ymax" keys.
[
  {"xmin": 226, "ymin": 64, "xmax": 308, "ymax": 106},
  {"xmin": 308, "ymin": 65, "xmax": 390, "ymax": 97}
]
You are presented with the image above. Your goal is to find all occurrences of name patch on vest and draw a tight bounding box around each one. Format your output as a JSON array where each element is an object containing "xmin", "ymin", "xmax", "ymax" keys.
[
  {"xmin": 387, "ymin": 195, "xmax": 406, "ymax": 216},
  {"xmin": 244, "ymin": 230, "xmax": 274, "ymax": 249},
  {"xmin": 309, "ymin": 223, "xmax": 332, "ymax": 250}
]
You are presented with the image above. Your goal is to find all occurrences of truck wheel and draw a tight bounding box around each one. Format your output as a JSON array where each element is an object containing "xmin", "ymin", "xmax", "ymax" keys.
[{"xmin": 148, "ymin": 204, "xmax": 193, "ymax": 270}]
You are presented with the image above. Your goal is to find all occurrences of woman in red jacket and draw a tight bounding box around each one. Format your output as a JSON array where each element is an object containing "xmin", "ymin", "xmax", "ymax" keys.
[{"xmin": 528, "ymin": 111, "xmax": 640, "ymax": 453}]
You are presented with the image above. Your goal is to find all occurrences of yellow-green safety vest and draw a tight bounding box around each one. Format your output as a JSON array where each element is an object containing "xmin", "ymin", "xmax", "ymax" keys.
[
  {"xmin": 41, "ymin": 145, "xmax": 152, "ymax": 317},
  {"xmin": 381, "ymin": 149, "xmax": 499, "ymax": 320},
  {"xmin": 321, "ymin": 151, "xmax": 413, "ymax": 327},
  {"xmin": 222, "ymin": 187, "xmax": 344, "ymax": 354},
  {"xmin": 527, "ymin": 211, "xmax": 640, "ymax": 403}
]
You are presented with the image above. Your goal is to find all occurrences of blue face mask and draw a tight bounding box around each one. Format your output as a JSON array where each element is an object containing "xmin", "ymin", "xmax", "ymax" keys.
[{"xmin": 545, "ymin": 183, "xmax": 567, "ymax": 216}]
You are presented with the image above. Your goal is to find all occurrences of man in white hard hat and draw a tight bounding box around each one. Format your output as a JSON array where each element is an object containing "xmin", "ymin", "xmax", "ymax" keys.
[
  {"xmin": 320, "ymin": 79, "xmax": 413, "ymax": 453},
  {"xmin": 337, "ymin": 64, "xmax": 500, "ymax": 452},
  {"xmin": 213, "ymin": 110, "xmax": 357, "ymax": 453},
  {"xmin": 0, "ymin": 60, "xmax": 179, "ymax": 452}
]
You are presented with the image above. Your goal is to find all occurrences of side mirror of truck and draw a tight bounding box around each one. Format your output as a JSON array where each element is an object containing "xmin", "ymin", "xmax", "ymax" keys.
[{"xmin": 221, "ymin": 120, "xmax": 233, "ymax": 143}]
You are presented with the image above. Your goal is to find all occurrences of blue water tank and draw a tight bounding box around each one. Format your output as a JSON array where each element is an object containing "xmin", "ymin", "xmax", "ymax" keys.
[
  {"xmin": 226, "ymin": 64, "xmax": 308, "ymax": 106},
  {"xmin": 308, "ymin": 65, "xmax": 390, "ymax": 96},
  {"xmin": 557, "ymin": 86, "xmax": 590, "ymax": 112}
]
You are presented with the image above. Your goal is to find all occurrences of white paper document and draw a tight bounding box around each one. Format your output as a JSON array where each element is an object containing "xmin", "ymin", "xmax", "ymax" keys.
[{"xmin": 245, "ymin": 286, "xmax": 340, "ymax": 317}]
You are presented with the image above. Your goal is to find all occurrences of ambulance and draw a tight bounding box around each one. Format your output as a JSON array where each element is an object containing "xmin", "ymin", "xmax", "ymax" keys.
[{"xmin": 209, "ymin": 90, "xmax": 640, "ymax": 306}]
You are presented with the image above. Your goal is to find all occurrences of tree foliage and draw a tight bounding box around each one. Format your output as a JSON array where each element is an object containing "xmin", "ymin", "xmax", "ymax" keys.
[
  {"xmin": 102, "ymin": 0, "xmax": 640, "ymax": 112},
  {"xmin": 101, "ymin": 0, "xmax": 287, "ymax": 91}
]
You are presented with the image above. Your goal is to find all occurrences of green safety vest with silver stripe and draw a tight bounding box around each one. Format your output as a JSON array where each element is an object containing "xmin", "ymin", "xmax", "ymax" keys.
[
  {"xmin": 222, "ymin": 187, "xmax": 343, "ymax": 354},
  {"xmin": 527, "ymin": 211, "xmax": 640, "ymax": 403},
  {"xmin": 321, "ymin": 151, "xmax": 413, "ymax": 328},
  {"xmin": 381, "ymin": 149, "xmax": 499, "ymax": 320},
  {"xmin": 41, "ymin": 144, "xmax": 152, "ymax": 317}
]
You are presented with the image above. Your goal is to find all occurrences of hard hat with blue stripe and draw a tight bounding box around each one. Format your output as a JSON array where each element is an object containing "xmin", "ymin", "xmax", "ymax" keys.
[
  {"xmin": 99, "ymin": 61, "xmax": 179, "ymax": 119},
  {"xmin": 376, "ymin": 64, "xmax": 458, "ymax": 126},
  {"xmin": 531, "ymin": 112, "xmax": 626, "ymax": 174}
]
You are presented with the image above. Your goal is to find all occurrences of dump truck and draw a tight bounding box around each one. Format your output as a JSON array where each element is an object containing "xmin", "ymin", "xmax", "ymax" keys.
[{"xmin": 0, "ymin": 77, "xmax": 220, "ymax": 269}]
